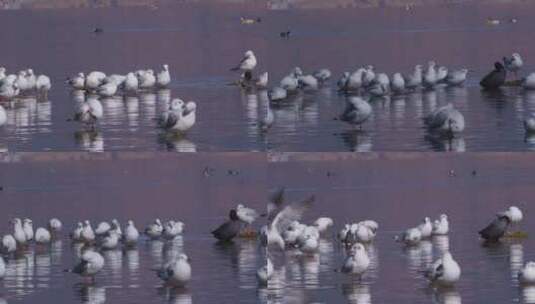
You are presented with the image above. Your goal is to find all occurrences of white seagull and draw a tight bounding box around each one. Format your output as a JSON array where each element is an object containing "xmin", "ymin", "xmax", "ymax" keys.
[
  {"xmin": 339, "ymin": 96, "xmax": 372, "ymax": 129},
  {"xmin": 340, "ymin": 243, "xmax": 370, "ymax": 276},
  {"xmin": 157, "ymin": 64, "xmax": 171, "ymax": 87},
  {"xmin": 432, "ymin": 214, "xmax": 449, "ymax": 235},
  {"xmin": 123, "ymin": 220, "xmax": 140, "ymax": 246},
  {"xmin": 231, "ymin": 50, "xmax": 257, "ymax": 72},
  {"xmin": 157, "ymin": 253, "xmax": 192, "ymax": 287},
  {"xmin": 66, "ymin": 250, "xmax": 105, "ymax": 280},
  {"xmin": 35, "ymin": 227, "xmax": 51, "ymax": 244},
  {"xmin": 236, "ymin": 204, "xmax": 259, "ymax": 224},
  {"xmin": 425, "ymin": 251, "xmax": 461, "ymax": 285},
  {"xmin": 519, "ymin": 261, "xmax": 535, "ymax": 284}
]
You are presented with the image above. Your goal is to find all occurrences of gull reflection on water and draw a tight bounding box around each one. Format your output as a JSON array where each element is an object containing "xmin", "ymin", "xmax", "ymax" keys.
[
  {"xmin": 510, "ymin": 243, "xmax": 524, "ymax": 282},
  {"xmin": 77, "ymin": 284, "xmax": 106, "ymax": 304},
  {"xmin": 74, "ymin": 130, "xmax": 104, "ymax": 152},
  {"xmin": 342, "ymin": 283, "xmax": 372, "ymax": 304},
  {"xmin": 158, "ymin": 287, "xmax": 192, "ymax": 304}
]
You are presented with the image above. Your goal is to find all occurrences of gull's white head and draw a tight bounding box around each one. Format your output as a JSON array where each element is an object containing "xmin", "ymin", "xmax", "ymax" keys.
[
  {"xmin": 170, "ymin": 98, "xmax": 185, "ymax": 111},
  {"xmin": 163, "ymin": 64, "xmax": 169, "ymax": 70},
  {"xmin": 245, "ymin": 50, "xmax": 254, "ymax": 58}
]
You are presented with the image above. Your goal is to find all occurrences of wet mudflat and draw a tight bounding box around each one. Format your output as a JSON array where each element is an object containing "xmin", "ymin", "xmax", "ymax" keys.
[
  {"xmin": 0, "ymin": 153, "xmax": 267, "ymax": 304},
  {"xmin": 1, "ymin": 2, "xmax": 535, "ymax": 151},
  {"xmin": 266, "ymin": 152, "xmax": 535, "ymax": 303}
]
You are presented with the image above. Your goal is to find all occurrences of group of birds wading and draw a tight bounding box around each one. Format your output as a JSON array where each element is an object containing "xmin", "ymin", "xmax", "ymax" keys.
[
  {"xmin": 228, "ymin": 50, "xmax": 535, "ymax": 137},
  {"xmin": 258, "ymin": 187, "xmax": 532, "ymax": 289}
]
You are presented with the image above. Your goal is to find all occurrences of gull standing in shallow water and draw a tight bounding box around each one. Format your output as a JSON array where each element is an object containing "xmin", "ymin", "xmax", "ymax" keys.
[
  {"xmin": 519, "ymin": 262, "xmax": 535, "ymax": 284},
  {"xmin": 0, "ymin": 105, "xmax": 6, "ymax": 127},
  {"xmin": 157, "ymin": 64, "xmax": 171, "ymax": 87},
  {"xmin": 157, "ymin": 253, "xmax": 192, "ymax": 287},
  {"xmin": 446, "ymin": 69, "xmax": 468, "ymax": 86},
  {"xmin": 432, "ymin": 214, "xmax": 449, "ymax": 235},
  {"xmin": 65, "ymin": 250, "xmax": 105, "ymax": 281},
  {"xmin": 425, "ymin": 252, "xmax": 461, "ymax": 285},
  {"xmin": 230, "ymin": 50, "xmax": 257, "ymax": 73},
  {"xmin": 424, "ymin": 104, "xmax": 465, "ymax": 135},
  {"xmin": 339, "ymin": 96, "xmax": 372, "ymax": 129},
  {"xmin": 1, "ymin": 235, "xmax": 16, "ymax": 254}
]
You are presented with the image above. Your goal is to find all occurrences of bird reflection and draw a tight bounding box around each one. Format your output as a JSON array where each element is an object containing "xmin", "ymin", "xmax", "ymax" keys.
[
  {"xmin": 523, "ymin": 285, "xmax": 535, "ymax": 303},
  {"xmin": 158, "ymin": 132, "xmax": 197, "ymax": 152},
  {"xmin": 433, "ymin": 236, "xmax": 450, "ymax": 255},
  {"xmin": 425, "ymin": 134, "xmax": 466, "ymax": 152},
  {"xmin": 74, "ymin": 130, "xmax": 104, "ymax": 152},
  {"xmin": 238, "ymin": 240, "xmax": 257, "ymax": 285},
  {"xmin": 158, "ymin": 287, "xmax": 192, "ymax": 304},
  {"xmin": 342, "ymin": 283, "xmax": 372, "ymax": 304},
  {"xmin": 510, "ymin": 243, "xmax": 524, "ymax": 281},
  {"xmin": 337, "ymin": 130, "xmax": 372, "ymax": 152},
  {"xmin": 77, "ymin": 284, "xmax": 106, "ymax": 304},
  {"xmin": 125, "ymin": 96, "xmax": 140, "ymax": 130},
  {"xmin": 433, "ymin": 288, "xmax": 462, "ymax": 304}
]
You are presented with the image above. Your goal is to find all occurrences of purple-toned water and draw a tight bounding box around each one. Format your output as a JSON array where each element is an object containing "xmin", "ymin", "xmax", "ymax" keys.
[{"xmin": 1, "ymin": 2, "xmax": 535, "ymax": 151}]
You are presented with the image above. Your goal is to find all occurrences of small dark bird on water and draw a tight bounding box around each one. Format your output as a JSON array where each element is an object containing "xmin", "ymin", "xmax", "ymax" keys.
[
  {"xmin": 93, "ymin": 27, "xmax": 103, "ymax": 34},
  {"xmin": 280, "ymin": 30, "xmax": 291, "ymax": 38},
  {"xmin": 479, "ymin": 213, "xmax": 511, "ymax": 242},
  {"xmin": 211, "ymin": 209, "xmax": 243, "ymax": 242},
  {"xmin": 480, "ymin": 62, "xmax": 506, "ymax": 89}
]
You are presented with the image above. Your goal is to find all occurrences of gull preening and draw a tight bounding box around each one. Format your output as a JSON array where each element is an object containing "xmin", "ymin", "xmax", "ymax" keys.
[
  {"xmin": 158, "ymin": 98, "xmax": 197, "ymax": 133},
  {"xmin": 157, "ymin": 253, "xmax": 192, "ymax": 287},
  {"xmin": 340, "ymin": 243, "xmax": 370, "ymax": 276},
  {"xmin": 424, "ymin": 104, "xmax": 465, "ymax": 135},
  {"xmin": 425, "ymin": 252, "xmax": 461, "ymax": 285},
  {"xmin": 432, "ymin": 214, "xmax": 449, "ymax": 235},
  {"xmin": 65, "ymin": 249, "xmax": 105, "ymax": 281},
  {"xmin": 0, "ymin": 68, "xmax": 51, "ymax": 100},
  {"xmin": 231, "ymin": 50, "xmax": 257, "ymax": 73},
  {"xmin": 503, "ymin": 52, "xmax": 523, "ymax": 80},
  {"xmin": 338, "ymin": 96, "xmax": 372, "ymax": 129}
]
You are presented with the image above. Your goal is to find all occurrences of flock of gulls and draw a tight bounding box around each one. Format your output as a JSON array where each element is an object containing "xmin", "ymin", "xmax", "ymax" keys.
[
  {"xmin": 260, "ymin": 188, "xmax": 532, "ymax": 293},
  {"xmin": 0, "ymin": 51, "xmax": 533, "ymax": 142},
  {"xmin": 230, "ymin": 50, "xmax": 535, "ymax": 136}
]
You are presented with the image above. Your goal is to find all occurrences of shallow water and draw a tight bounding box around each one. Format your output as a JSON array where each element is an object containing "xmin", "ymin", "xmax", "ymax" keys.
[
  {"xmin": 1, "ymin": 3, "xmax": 535, "ymax": 151},
  {"xmin": 0, "ymin": 153, "xmax": 266, "ymax": 304},
  {"xmin": 267, "ymin": 153, "xmax": 535, "ymax": 303}
]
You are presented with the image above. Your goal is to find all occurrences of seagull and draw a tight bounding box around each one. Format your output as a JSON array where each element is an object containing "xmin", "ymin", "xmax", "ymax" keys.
[
  {"xmin": 0, "ymin": 105, "xmax": 6, "ymax": 127},
  {"xmin": 425, "ymin": 252, "xmax": 461, "ymax": 285},
  {"xmin": 268, "ymin": 86, "xmax": 287, "ymax": 101},
  {"xmin": 157, "ymin": 64, "xmax": 171, "ymax": 87},
  {"xmin": 34, "ymin": 227, "xmax": 51, "ymax": 244},
  {"xmin": 432, "ymin": 214, "xmax": 449, "ymax": 235},
  {"xmin": 22, "ymin": 218, "xmax": 34, "ymax": 242},
  {"xmin": 313, "ymin": 68, "xmax": 331, "ymax": 83},
  {"xmin": 339, "ymin": 96, "xmax": 372, "ymax": 129},
  {"xmin": 480, "ymin": 62, "xmax": 506, "ymax": 89},
  {"xmin": 71, "ymin": 222, "xmax": 84, "ymax": 242},
  {"xmin": 81, "ymin": 220, "xmax": 96, "ymax": 243},
  {"xmin": 145, "ymin": 219, "xmax": 164, "ymax": 239},
  {"xmin": 436, "ymin": 66, "xmax": 448, "ymax": 83},
  {"xmin": 35, "ymin": 74, "xmax": 51, "ymax": 98},
  {"xmin": 48, "ymin": 218, "xmax": 63, "ymax": 233},
  {"xmin": 362, "ymin": 65, "xmax": 375, "ymax": 88},
  {"xmin": 159, "ymin": 99, "xmax": 197, "ymax": 132},
  {"xmin": 11, "ymin": 218, "xmax": 27, "ymax": 246},
  {"xmin": 396, "ymin": 227, "xmax": 422, "ymax": 246},
  {"xmin": 0, "ymin": 80, "xmax": 19, "ymax": 99},
  {"xmin": 123, "ymin": 72, "xmax": 139, "ymax": 93},
  {"xmin": 236, "ymin": 204, "xmax": 259, "ymax": 225},
  {"xmin": 423, "ymin": 61, "xmax": 438, "ymax": 89},
  {"xmin": 74, "ymin": 97, "xmax": 103, "ymax": 128},
  {"xmin": 525, "ymin": 114, "xmax": 535, "ymax": 133},
  {"xmin": 345, "ymin": 223, "xmax": 376, "ymax": 244},
  {"xmin": 391, "ymin": 73, "xmax": 405, "ymax": 94},
  {"xmin": 104, "ymin": 74, "xmax": 126, "ymax": 86},
  {"xmin": 368, "ymin": 73, "xmax": 390, "ymax": 97},
  {"xmin": 67, "ymin": 73, "xmax": 85, "ymax": 90},
  {"xmin": 280, "ymin": 69, "xmax": 300, "ymax": 92},
  {"xmin": 340, "ymin": 243, "xmax": 370, "ymax": 276},
  {"xmin": 446, "ymin": 69, "xmax": 468, "ymax": 86},
  {"xmin": 519, "ymin": 261, "xmax": 535, "ymax": 284},
  {"xmin": 163, "ymin": 221, "xmax": 184, "ymax": 240},
  {"xmin": 157, "ymin": 253, "xmax": 192, "ymax": 287},
  {"xmin": 313, "ymin": 217, "xmax": 333, "ymax": 234},
  {"xmin": 123, "ymin": 220, "xmax": 140, "ymax": 246},
  {"xmin": 138, "ymin": 70, "xmax": 156, "ymax": 89},
  {"xmin": 262, "ymin": 192, "xmax": 314, "ymax": 250},
  {"xmin": 296, "ymin": 230, "xmax": 320, "ymax": 254},
  {"xmin": 95, "ymin": 222, "xmax": 112, "ymax": 236},
  {"xmin": 298, "ymin": 74, "xmax": 319, "ymax": 90},
  {"xmin": 65, "ymin": 250, "xmax": 105, "ymax": 281},
  {"xmin": 337, "ymin": 72, "xmax": 351, "ymax": 91},
  {"xmin": 404, "ymin": 65, "xmax": 423, "ymax": 90},
  {"xmin": 479, "ymin": 213, "xmax": 511, "ymax": 242},
  {"xmin": 503, "ymin": 206, "xmax": 523, "ymax": 223},
  {"xmin": 231, "ymin": 50, "xmax": 257, "ymax": 72},
  {"xmin": 97, "ymin": 82, "xmax": 118, "ymax": 97},
  {"xmin": 257, "ymin": 257, "xmax": 273, "ymax": 286},
  {"xmin": 503, "ymin": 53, "xmax": 523, "ymax": 80},
  {"xmin": 85, "ymin": 71, "xmax": 106, "ymax": 90},
  {"xmin": 1, "ymin": 235, "xmax": 16, "ymax": 254},
  {"xmin": 282, "ymin": 221, "xmax": 306, "ymax": 245},
  {"xmin": 424, "ymin": 104, "xmax": 465, "ymax": 134},
  {"xmin": 418, "ymin": 217, "xmax": 433, "ymax": 238},
  {"xmin": 211, "ymin": 209, "xmax": 243, "ymax": 242},
  {"xmin": 98, "ymin": 231, "xmax": 120, "ymax": 250}
]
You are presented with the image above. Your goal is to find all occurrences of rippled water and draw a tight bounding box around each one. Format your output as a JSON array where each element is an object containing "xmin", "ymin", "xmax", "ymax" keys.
[
  {"xmin": 1, "ymin": 3, "xmax": 535, "ymax": 151},
  {"xmin": 0, "ymin": 154, "xmax": 266, "ymax": 304},
  {"xmin": 266, "ymin": 153, "xmax": 535, "ymax": 303}
]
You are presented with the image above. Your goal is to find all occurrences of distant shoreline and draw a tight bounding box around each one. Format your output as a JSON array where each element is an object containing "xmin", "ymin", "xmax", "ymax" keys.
[{"xmin": 0, "ymin": 0, "xmax": 529, "ymax": 10}]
